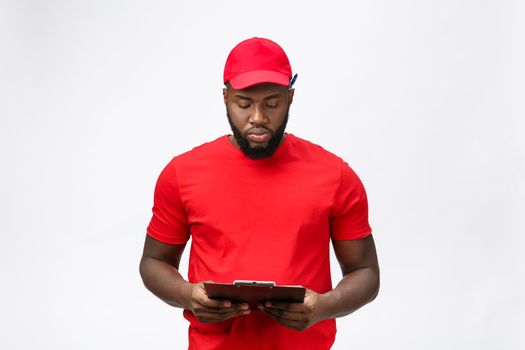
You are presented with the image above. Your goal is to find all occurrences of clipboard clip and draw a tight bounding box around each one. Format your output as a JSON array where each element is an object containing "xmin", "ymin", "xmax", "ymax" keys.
[{"xmin": 233, "ymin": 280, "xmax": 276, "ymax": 287}]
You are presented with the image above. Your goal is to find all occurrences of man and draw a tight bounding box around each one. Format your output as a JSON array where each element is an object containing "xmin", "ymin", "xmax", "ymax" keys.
[{"xmin": 140, "ymin": 37, "xmax": 379, "ymax": 350}]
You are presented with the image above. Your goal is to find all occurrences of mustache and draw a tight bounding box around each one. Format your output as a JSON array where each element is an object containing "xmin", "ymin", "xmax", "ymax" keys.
[{"xmin": 246, "ymin": 126, "xmax": 271, "ymax": 134}]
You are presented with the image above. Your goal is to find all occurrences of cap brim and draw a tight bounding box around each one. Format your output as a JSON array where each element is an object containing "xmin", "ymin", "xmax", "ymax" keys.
[{"xmin": 228, "ymin": 70, "xmax": 290, "ymax": 90}]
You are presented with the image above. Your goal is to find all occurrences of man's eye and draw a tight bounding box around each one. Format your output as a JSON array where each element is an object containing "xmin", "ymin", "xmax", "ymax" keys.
[
  {"xmin": 238, "ymin": 104, "xmax": 250, "ymax": 109},
  {"xmin": 266, "ymin": 104, "xmax": 279, "ymax": 109}
]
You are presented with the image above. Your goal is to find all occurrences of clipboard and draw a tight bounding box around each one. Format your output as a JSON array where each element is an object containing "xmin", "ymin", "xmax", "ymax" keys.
[{"xmin": 204, "ymin": 280, "xmax": 306, "ymax": 310}]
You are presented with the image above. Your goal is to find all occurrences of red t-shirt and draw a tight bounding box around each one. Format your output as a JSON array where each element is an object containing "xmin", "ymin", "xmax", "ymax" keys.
[{"xmin": 147, "ymin": 134, "xmax": 371, "ymax": 350}]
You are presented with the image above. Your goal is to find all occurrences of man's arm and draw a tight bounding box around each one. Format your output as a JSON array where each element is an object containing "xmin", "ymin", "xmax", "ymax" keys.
[
  {"xmin": 139, "ymin": 234, "xmax": 191, "ymax": 308},
  {"xmin": 139, "ymin": 234, "xmax": 250, "ymax": 322},
  {"xmin": 321, "ymin": 234, "xmax": 380, "ymax": 318},
  {"xmin": 259, "ymin": 234, "xmax": 379, "ymax": 330}
]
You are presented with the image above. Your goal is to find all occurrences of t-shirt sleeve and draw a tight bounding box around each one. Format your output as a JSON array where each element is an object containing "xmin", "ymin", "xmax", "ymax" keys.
[
  {"xmin": 146, "ymin": 160, "xmax": 190, "ymax": 244},
  {"xmin": 329, "ymin": 161, "xmax": 372, "ymax": 240}
]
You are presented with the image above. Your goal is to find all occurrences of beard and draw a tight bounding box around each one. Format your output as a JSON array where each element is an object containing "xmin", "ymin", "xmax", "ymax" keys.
[{"xmin": 226, "ymin": 108, "xmax": 289, "ymax": 160}]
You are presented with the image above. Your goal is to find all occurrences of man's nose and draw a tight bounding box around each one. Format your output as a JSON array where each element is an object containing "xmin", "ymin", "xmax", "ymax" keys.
[{"xmin": 249, "ymin": 105, "xmax": 267, "ymax": 125}]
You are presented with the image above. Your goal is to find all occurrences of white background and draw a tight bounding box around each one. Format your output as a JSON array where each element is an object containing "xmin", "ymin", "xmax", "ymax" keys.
[{"xmin": 1, "ymin": 0, "xmax": 524, "ymax": 349}]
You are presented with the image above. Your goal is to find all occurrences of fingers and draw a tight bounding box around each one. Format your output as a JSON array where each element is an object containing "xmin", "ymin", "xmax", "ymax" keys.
[
  {"xmin": 260, "ymin": 301, "xmax": 304, "ymax": 312},
  {"xmin": 193, "ymin": 283, "xmax": 231, "ymax": 309},
  {"xmin": 260, "ymin": 308, "xmax": 308, "ymax": 331},
  {"xmin": 258, "ymin": 302, "xmax": 303, "ymax": 320},
  {"xmin": 196, "ymin": 305, "xmax": 251, "ymax": 323},
  {"xmin": 190, "ymin": 284, "xmax": 251, "ymax": 322},
  {"xmin": 257, "ymin": 290, "xmax": 320, "ymax": 331},
  {"xmin": 200, "ymin": 297, "xmax": 232, "ymax": 309},
  {"xmin": 197, "ymin": 301, "xmax": 249, "ymax": 315},
  {"xmin": 262, "ymin": 308, "xmax": 303, "ymax": 322}
]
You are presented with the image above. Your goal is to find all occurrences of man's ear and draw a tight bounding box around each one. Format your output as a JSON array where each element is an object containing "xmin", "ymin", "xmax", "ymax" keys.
[
  {"xmin": 288, "ymin": 88, "xmax": 295, "ymax": 105},
  {"xmin": 222, "ymin": 88, "xmax": 228, "ymax": 104}
]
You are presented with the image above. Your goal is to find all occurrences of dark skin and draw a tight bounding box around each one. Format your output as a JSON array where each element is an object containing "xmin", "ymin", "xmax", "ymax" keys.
[
  {"xmin": 223, "ymin": 82, "xmax": 294, "ymax": 151},
  {"xmin": 139, "ymin": 83, "xmax": 380, "ymax": 330},
  {"xmin": 140, "ymin": 236, "xmax": 251, "ymax": 322},
  {"xmin": 257, "ymin": 235, "xmax": 379, "ymax": 330}
]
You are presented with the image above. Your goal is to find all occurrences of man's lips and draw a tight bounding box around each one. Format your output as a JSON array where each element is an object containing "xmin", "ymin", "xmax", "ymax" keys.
[{"xmin": 246, "ymin": 129, "xmax": 271, "ymax": 143}]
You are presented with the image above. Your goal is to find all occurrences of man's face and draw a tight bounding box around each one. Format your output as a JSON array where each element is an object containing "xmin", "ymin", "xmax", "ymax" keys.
[{"xmin": 223, "ymin": 83, "xmax": 294, "ymax": 159}]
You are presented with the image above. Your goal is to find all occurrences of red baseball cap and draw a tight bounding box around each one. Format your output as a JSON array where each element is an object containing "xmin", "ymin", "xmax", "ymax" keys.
[{"xmin": 223, "ymin": 37, "xmax": 293, "ymax": 90}]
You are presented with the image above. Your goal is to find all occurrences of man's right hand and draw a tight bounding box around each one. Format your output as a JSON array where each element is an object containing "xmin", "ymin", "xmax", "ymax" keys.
[{"xmin": 186, "ymin": 282, "xmax": 251, "ymax": 323}]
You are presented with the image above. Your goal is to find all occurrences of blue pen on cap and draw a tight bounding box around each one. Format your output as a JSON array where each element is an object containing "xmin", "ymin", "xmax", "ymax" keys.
[{"xmin": 289, "ymin": 73, "xmax": 298, "ymax": 88}]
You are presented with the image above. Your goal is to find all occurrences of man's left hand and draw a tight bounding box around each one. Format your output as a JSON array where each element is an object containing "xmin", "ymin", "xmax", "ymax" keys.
[{"xmin": 258, "ymin": 289, "xmax": 327, "ymax": 331}]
